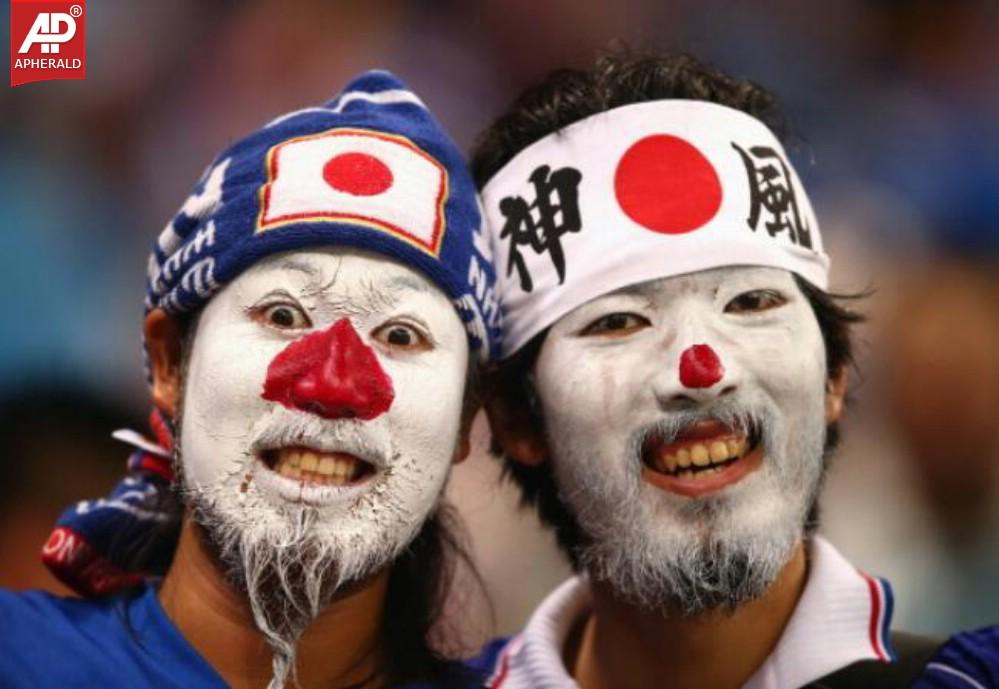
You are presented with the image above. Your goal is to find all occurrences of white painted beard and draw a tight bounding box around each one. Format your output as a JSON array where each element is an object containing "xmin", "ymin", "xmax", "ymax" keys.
[
  {"xmin": 178, "ymin": 406, "xmax": 456, "ymax": 689},
  {"xmin": 547, "ymin": 392, "xmax": 828, "ymax": 616}
]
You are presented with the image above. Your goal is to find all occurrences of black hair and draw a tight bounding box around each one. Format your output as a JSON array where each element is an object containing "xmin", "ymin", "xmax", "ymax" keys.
[
  {"xmin": 382, "ymin": 505, "xmax": 486, "ymax": 687},
  {"xmin": 471, "ymin": 47, "xmax": 866, "ymax": 565},
  {"xmin": 471, "ymin": 47, "xmax": 788, "ymax": 188}
]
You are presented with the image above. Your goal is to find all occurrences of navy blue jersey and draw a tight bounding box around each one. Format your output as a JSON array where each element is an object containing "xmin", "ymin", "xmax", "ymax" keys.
[
  {"xmin": 0, "ymin": 585, "xmax": 483, "ymax": 688},
  {"xmin": 912, "ymin": 626, "xmax": 999, "ymax": 688},
  {"xmin": 0, "ymin": 584, "xmax": 225, "ymax": 688}
]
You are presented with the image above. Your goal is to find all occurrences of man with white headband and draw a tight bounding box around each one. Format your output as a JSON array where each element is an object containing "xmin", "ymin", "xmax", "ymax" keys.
[
  {"xmin": 0, "ymin": 71, "xmax": 500, "ymax": 689},
  {"xmin": 469, "ymin": 50, "xmax": 938, "ymax": 688}
]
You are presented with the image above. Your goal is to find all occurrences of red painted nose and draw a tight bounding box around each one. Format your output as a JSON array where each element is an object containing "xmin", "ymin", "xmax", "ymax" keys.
[
  {"xmin": 261, "ymin": 319, "xmax": 394, "ymax": 420},
  {"xmin": 679, "ymin": 344, "xmax": 724, "ymax": 389}
]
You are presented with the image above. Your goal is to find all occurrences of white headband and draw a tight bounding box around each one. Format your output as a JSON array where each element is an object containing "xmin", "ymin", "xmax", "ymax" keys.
[{"xmin": 481, "ymin": 99, "xmax": 830, "ymax": 358}]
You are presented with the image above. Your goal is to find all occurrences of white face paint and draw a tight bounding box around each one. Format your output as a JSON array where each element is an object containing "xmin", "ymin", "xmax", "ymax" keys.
[
  {"xmin": 177, "ymin": 247, "xmax": 468, "ymax": 676},
  {"xmin": 532, "ymin": 266, "xmax": 829, "ymax": 613}
]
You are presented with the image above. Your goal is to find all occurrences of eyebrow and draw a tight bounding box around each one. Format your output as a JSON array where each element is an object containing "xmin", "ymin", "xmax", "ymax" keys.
[
  {"xmin": 607, "ymin": 282, "xmax": 658, "ymax": 299},
  {"xmin": 271, "ymin": 257, "xmax": 433, "ymax": 311},
  {"xmin": 348, "ymin": 275, "xmax": 431, "ymax": 313},
  {"xmin": 320, "ymin": 274, "xmax": 434, "ymax": 318},
  {"xmin": 276, "ymin": 258, "xmax": 322, "ymax": 277},
  {"xmin": 277, "ymin": 259, "xmax": 428, "ymax": 292},
  {"xmin": 382, "ymin": 275, "xmax": 431, "ymax": 295}
]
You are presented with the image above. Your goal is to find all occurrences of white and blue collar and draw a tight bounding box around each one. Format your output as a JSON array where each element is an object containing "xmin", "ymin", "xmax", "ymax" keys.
[{"xmin": 485, "ymin": 536, "xmax": 895, "ymax": 689}]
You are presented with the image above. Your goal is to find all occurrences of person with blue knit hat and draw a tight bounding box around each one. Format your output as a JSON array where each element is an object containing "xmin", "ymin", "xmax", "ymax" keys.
[{"xmin": 0, "ymin": 70, "xmax": 500, "ymax": 689}]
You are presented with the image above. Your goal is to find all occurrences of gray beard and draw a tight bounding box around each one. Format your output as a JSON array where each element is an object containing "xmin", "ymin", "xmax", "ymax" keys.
[
  {"xmin": 185, "ymin": 488, "xmax": 351, "ymax": 689},
  {"xmin": 549, "ymin": 395, "xmax": 827, "ymax": 617},
  {"xmin": 170, "ymin": 400, "xmax": 440, "ymax": 688},
  {"xmin": 582, "ymin": 516, "xmax": 796, "ymax": 616}
]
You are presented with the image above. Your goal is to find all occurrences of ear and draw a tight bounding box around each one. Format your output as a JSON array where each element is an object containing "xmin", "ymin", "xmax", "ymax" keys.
[
  {"xmin": 825, "ymin": 366, "xmax": 848, "ymax": 424},
  {"xmin": 452, "ymin": 404, "xmax": 476, "ymax": 465},
  {"xmin": 483, "ymin": 377, "xmax": 548, "ymax": 467},
  {"xmin": 144, "ymin": 309, "xmax": 185, "ymax": 419},
  {"xmin": 453, "ymin": 425, "xmax": 473, "ymax": 465}
]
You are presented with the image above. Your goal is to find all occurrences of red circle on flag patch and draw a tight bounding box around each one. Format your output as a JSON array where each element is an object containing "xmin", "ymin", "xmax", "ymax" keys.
[
  {"xmin": 614, "ymin": 135, "xmax": 722, "ymax": 234},
  {"xmin": 323, "ymin": 152, "xmax": 394, "ymax": 196}
]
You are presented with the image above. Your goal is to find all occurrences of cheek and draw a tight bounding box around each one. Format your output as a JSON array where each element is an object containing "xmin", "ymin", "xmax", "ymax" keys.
[
  {"xmin": 186, "ymin": 335, "xmax": 273, "ymax": 418},
  {"xmin": 737, "ymin": 320, "xmax": 827, "ymax": 405},
  {"xmin": 381, "ymin": 354, "xmax": 467, "ymax": 454},
  {"xmin": 180, "ymin": 329, "xmax": 276, "ymax": 480},
  {"xmin": 535, "ymin": 343, "xmax": 633, "ymax": 430}
]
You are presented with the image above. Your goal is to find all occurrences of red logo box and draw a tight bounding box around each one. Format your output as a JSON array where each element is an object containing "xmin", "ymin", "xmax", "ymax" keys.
[{"xmin": 10, "ymin": 0, "xmax": 86, "ymax": 87}]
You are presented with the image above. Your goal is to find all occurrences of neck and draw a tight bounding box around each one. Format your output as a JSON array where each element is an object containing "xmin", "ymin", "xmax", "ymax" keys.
[
  {"xmin": 159, "ymin": 516, "xmax": 388, "ymax": 689},
  {"xmin": 571, "ymin": 541, "xmax": 808, "ymax": 689}
]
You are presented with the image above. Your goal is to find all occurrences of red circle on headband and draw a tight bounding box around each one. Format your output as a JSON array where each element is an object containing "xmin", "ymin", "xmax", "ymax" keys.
[
  {"xmin": 614, "ymin": 135, "xmax": 722, "ymax": 234},
  {"xmin": 323, "ymin": 152, "xmax": 394, "ymax": 196}
]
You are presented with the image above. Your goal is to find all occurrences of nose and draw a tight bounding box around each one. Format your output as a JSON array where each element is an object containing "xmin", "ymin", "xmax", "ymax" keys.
[
  {"xmin": 653, "ymin": 342, "xmax": 736, "ymax": 409},
  {"xmin": 262, "ymin": 318, "xmax": 394, "ymax": 420},
  {"xmin": 679, "ymin": 344, "xmax": 724, "ymax": 388}
]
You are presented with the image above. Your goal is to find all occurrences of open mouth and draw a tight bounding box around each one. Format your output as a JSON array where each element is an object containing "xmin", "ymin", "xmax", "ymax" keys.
[
  {"xmin": 640, "ymin": 419, "xmax": 764, "ymax": 497},
  {"xmin": 259, "ymin": 447, "xmax": 375, "ymax": 487}
]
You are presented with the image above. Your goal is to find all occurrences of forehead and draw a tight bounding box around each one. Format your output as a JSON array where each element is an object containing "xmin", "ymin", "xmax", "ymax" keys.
[
  {"xmin": 599, "ymin": 265, "xmax": 799, "ymax": 302},
  {"xmin": 230, "ymin": 247, "xmax": 441, "ymax": 302}
]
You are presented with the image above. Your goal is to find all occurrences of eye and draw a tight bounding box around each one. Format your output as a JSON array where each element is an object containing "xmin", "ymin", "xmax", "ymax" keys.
[
  {"xmin": 257, "ymin": 303, "xmax": 311, "ymax": 330},
  {"xmin": 371, "ymin": 321, "xmax": 432, "ymax": 351},
  {"xmin": 579, "ymin": 312, "xmax": 651, "ymax": 337},
  {"xmin": 724, "ymin": 289, "xmax": 787, "ymax": 314}
]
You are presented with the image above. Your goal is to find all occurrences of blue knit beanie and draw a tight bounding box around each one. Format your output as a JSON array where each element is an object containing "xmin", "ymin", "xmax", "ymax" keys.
[{"xmin": 145, "ymin": 69, "xmax": 500, "ymax": 360}]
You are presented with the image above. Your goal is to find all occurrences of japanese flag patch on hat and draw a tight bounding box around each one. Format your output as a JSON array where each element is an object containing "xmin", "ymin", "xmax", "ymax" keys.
[
  {"xmin": 480, "ymin": 99, "xmax": 829, "ymax": 358},
  {"xmin": 145, "ymin": 70, "xmax": 501, "ymax": 361}
]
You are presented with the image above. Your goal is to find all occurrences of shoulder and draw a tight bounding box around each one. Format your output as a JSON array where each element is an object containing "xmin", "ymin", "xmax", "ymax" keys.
[
  {"xmin": 0, "ymin": 587, "xmax": 132, "ymax": 685},
  {"xmin": 0, "ymin": 585, "xmax": 224, "ymax": 688},
  {"xmin": 0, "ymin": 586, "xmax": 126, "ymax": 638},
  {"xmin": 912, "ymin": 626, "xmax": 999, "ymax": 689}
]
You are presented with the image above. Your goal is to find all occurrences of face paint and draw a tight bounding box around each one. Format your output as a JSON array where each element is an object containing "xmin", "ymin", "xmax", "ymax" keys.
[
  {"xmin": 262, "ymin": 318, "xmax": 395, "ymax": 421},
  {"xmin": 532, "ymin": 266, "xmax": 828, "ymax": 614},
  {"xmin": 177, "ymin": 247, "xmax": 468, "ymax": 655},
  {"xmin": 679, "ymin": 343, "xmax": 724, "ymax": 389}
]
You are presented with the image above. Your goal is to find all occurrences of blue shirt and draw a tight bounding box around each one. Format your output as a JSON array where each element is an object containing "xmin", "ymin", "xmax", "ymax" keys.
[
  {"xmin": 912, "ymin": 626, "xmax": 999, "ymax": 689},
  {"xmin": 0, "ymin": 585, "xmax": 225, "ymax": 688},
  {"xmin": 0, "ymin": 585, "xmax": 484, "ymax": 688}
]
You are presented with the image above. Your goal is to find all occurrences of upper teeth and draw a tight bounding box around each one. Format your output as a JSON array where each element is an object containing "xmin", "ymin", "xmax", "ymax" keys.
[
  {"xmin": 271, "ymin": 449, "xmax": 365, "ymax": 486},
  {"xmin": 654, "ymin": 437, "xmax": 748, "ymax": 475}
]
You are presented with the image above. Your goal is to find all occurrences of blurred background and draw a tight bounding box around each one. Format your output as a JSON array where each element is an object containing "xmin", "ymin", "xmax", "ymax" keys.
[{"xmin": 2, "ymin": 0, "xmax": 998, "ymax": 640}]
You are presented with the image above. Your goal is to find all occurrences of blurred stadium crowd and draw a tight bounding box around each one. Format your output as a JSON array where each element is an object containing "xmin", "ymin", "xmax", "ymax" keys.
[{"xmin": 2, "ymin": 0, "xmax": 997, "ymax": 640}]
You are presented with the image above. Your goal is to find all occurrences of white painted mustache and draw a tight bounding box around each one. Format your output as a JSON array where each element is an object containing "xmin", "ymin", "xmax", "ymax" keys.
[
  {"xmin": 630, "ymin": 396, "xmax": 778, "ymax": 464},
  {"xmin": 248, "ymin": 405, "xmax": 396, "ymax": 471}
]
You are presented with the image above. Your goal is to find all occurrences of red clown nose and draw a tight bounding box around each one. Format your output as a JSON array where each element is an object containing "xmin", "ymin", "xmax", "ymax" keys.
[
  {"xmin": 679, "ymin": 344, "xmax": 724, "ymax": 389},
  {"xmin": 261, "ymin": 319, "xmax": 394, "ymax": 420}
]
